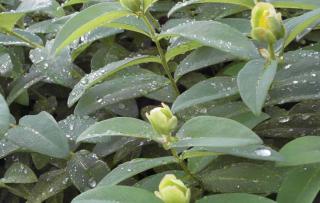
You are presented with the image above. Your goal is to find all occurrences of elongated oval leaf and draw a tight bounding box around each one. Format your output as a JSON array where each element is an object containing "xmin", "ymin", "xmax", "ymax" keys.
[
  {"xmin": 52, "ymin": 2, "xmax": 131, "ymax": 54},
  {"xmin": 197, "ymin": 193, "xmax": 276, "ymax": 203},
  {"xmin": 284, "ymin": 8, "xmax": 320, "ymax": 47},
  {"xmin": 0, "ymin": 12, "xmax": 25, "ymax": 31},
  {"xmin": 5, "ymin": 111, "xmax": 69, "ymax": 158},
  {"xmin": 278, "ymin": 136, "xmax": 320, "ymax": 166},
  {"xmin": 72, "ymin": 185, "xmax": 162, "ymax": 203},
  {"xmin": 1, "ymin": 163, "xmax": 37, "ymax": 184},
  {"xmin": 270, "ymin": 0, "xmax": 320, "ymax": 10},
  {"xmin": 173, "ymin": 116, "xmax": 263, "ymax": 148},
  {"xmin": 277, "ymin": 166, "xmax": 320, "ymax": 203},
  {"xmin": 67, "ymin": 55, "xmax": 161, "ymax": 107},
  {"xmin": 168, "ymin": 0, "xmax": 255, "ymax": 17},
  {"xmin": 77, "ymin": 117, "xmax": 159, "ymax": 143},
  {"xmin": 172, "ymin": 77, "xmax": 238, "ymax": 113},
  {"xmin": 98, "ymin": 156, "xmax": 177, "ymax": 186},
  {"xmin": 238, "ymin": 59, "xmax": 278, "ymax": 115},
  {"xmin": 0, "ymin": 94, "xmax": 10, "ymax": 136},
  {"xmin": 161, "ymin": 21, "xmax": 259, "ymax": 60}
]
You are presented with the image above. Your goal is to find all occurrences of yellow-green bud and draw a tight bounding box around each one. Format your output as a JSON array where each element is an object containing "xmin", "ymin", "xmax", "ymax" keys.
[
  {"xmin": 120, "ymin": 0, "xmax": 143, "ymax": 13},
  {"xmin": 251, "ymin": 2, "xmax": 285, "ymax": 44},
  {"xmin": 155, "ymin": 174, "xmax": 190, "ymax": 203},
  {"xmin": 146, "ymin": 103, "xmax": 178, "ymax": 136}
]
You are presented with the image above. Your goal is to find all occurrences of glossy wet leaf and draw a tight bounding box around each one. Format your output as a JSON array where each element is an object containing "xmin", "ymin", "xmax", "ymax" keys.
[
  {"xmin": 67, "ymin": 150, "xmax": 109, "ymax": 192},
  {"xmin": 0, "ymin": 29, "xmax": 43, "ymax": 47},
  {"xmin": 52, "ymin": 2, "xmax": 130, "ymax": 54},
  {"xmin": 0, "ymin": 138, "xmax": 19, "ymax": 159},
  {"xmin": 197, "ymin": 193, "xmax": 276, "ymax": 203},
  {"xmin": 200, "ymin": 163, "xmax": 283, "ymax": 193},
  {"xmin": 6, "ymin": 112, "xmax": 70, "ymax": 158},
  {"xmin": 74, "ymin": 69, "xmax": 170, "ymax": 115},
  {"xmin": 6, "ymin": 71, "xmax": 45, "ymax": 105},
  {"xmin": 278, "ymin": 136, "xmax": 320, "ymax": 166},
  {"xmin": 161, "ymin": 21, "xmax": 259, "ymax": 60},
  {"xmin": 172, "ymin": 77, "xmax": 238, "ymax": 113},
  {"xmin": 168, "ymin": 0, "xmax": 255, "ymax": 17},
  {"xmin": 98, "ymin": 156, "xmax": 177, "ymax": 186},
  {"xmin": 27, "ymin": 169, "xmax": 71, "ymax": 203},
  {"xmin": 270, "ymin": 0, "xmax": 320, "ymax": 10},
  {"xmin": 71, "ymin": 185, "xmax": 163, "ymax": 203},
  {"xmin": 0, "ymin": 94, "xmax": 10, "ymax": 136},
  {"xmin": 67, "ymin": 55, "xmax": 161, "ymax": 107},
  {"xmin": 277, "ymin": 166, "xmax": 320, "ymax": 203},
  {"xmin": 173, "ymin": 116, "xmax": 263, "ymax": 148},
  {"xmin": 238, "ymin": 59, "xmax": 278, "ymax": 115},
  {"xmin": 284, "ymin": 8, "xmax": 320, "ymax": 47},
  {"xmin": 175, "ymin": 47, "xmax": 235, "ymax": 80},
  {"xmin": 0, "ymin": 163, "xmax": 37, "ymax": 184},
  {"xmin": 77, "ymin": 117, "xmax": 159, "ymax": 143},
  {"xmin": 58, "ymin": 115, "xmax": 96, "ymax": 149}
]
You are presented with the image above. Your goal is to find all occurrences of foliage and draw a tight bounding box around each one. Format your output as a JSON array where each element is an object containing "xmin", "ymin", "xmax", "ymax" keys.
[{"xmin": 0, "ymin": 0, "xmax": 320, "ymax": 202}]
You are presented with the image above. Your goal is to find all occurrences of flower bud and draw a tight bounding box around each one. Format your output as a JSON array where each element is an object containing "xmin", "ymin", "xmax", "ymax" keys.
[
  {"xmin": 155, "ymin": 174, "xmax": 190, "ymax": 203},
  {"xmin": 120, "ymin": 0, "xmax": 143, "ymax": 13},
  {"xmin": 146, "ymin": 103, "xmax": 177, "ymax": 136},
  {"xmin": 251, "ymin": 2, "xmax": 285, "ymax": 44}
]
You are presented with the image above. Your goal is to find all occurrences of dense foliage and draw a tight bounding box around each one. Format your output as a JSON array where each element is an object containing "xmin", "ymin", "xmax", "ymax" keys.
[{"xmin": 0, "ymin": 0, "xmax": 320, "ymax": 202}]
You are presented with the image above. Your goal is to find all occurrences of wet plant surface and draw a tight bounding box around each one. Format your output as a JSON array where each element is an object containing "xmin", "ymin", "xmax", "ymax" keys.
[{"xmin": 0, "ymin": 0, "xmax": 320, "ymax": 202}]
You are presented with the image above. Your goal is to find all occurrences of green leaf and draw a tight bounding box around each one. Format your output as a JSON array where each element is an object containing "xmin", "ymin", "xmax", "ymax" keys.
[
  {"xmin": 277, "ymin": 166, "xmax": 320, "ymax": 203},
  {"xmin": 67, "ymin": 55, "xmax": 161, "ymax": 107},
  {"xmin": 27, "ymin": 169, "xmax": 71, "ymax": 203},
  {"xmin": 67, "ymin": 150, "xmax": 109, "ymax": 192},
  {"xmin": 0, "ymin": 94, "xmax": 10, "ymax": 136},
  {"xmin": 63, "ymin": 0, "xmax": 89, "ymax": 7},
  {"xmin": 190, "ymin": 145, "xmax": 283, "ymax": 162},
  {"xmin": 165, "ymin": 38, "xmax": 202, "ymax": 62},
  {"xmin": 71, "ymin": 185, "xmax": 163, "ymax": 203},
  {"xmin": 105, "ymin": 16, "xmax": 149, "ymax": 36},
  {"xmin": 58, "ymin": 114, "xmax": 96, "ymax": 150},
  {"xmin": 6, "ymin": 71, "xmax": 45, "ymax": 105},
  {"xmin": 74, "ymin": 68, "xmax": 170, "ymax": 115},
  {"xmin": 197, "ymin": 193, "xmax": 276, "ymax": 203},
  {"xmin": 0, "ymin": 138, "xmax": 19, "ymax": 159},
  {"xmin": 0, "ymin": 12, "xmax": 25, "ymax": 31},
  {"xmin": 168, "ymin": 0, "xmax": 255, "ymax": 17},
  {"xmin": 237, "ymin": 59, "xmax": 278, "ymax": 115},
  {"xmin": 160, "ymin": 21, "xmax": 259, "ymax": 60},
  {"xmin": 278, "ymin": 136, "xmax": 320, "ymax": 166},
  {"xmin": 6, "ymin": 111, "xmax": 70, "ymax": 158},
  {"xmin": 284, "ymin": 8, "xmax": 320, "ymax": 47},
  {"xmin": 98, "ymin": 157, "xmax": 177, "ymax": 186},
  {"xmin": 52, "ymin": 2, "xmax": 130, "ymax": 54},
  {"xmin": 172, "ymin": 77, "xmax": 238, "ymax": 113},
  {"xmin": 199, "ymin": 163, "xmax": 283, "ymax": 193},
  {"xmin": 173, "ymin": 116, "xmax": 263, "ymax": 148},
  {"xmin": 134, "ymin": 170, "xmax": 185, "ymax": 191},
  {"xmin": 175, "ymin": 47, "xmax": 235, "ymax": 80},
  {"xmin": 77, "ymin": 117, "xmax": 159, "ymax": 143},
  {"xmin": 270, "ymin": 0, "xmax": 320, "ymax": 10},
  {"xmin": 0, "ymin": 29, "xmax": 43, "ymax": 47},
  {"xmin": 0, "ymin": 163, "xmax": 37, "ymax": 184}
]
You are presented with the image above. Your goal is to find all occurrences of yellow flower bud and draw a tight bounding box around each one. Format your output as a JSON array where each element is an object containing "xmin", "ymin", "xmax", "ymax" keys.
[
  {"xmin": 155, "ymin": 174, "xmax": 190, "ymax": 203},
  {"xmin": 146, "ymin": 103, "xmax": 178, "ymax": 136},
  {"xmin": 119, "ymin": 0, "xmax": 143, "ymax": 13},
  {"xmin": 251, "ymin": 2, "xmax": 285, "ymax": 44}
]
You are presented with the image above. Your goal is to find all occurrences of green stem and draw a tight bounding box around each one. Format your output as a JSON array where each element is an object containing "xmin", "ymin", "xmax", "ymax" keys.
[
  {"xmin": 141, "ymin": 15, "xmax": 180, "ymax": 96},
  {"xmin": 170, "ymin": 148, "xmax": 204, "ymax": 189},
  {"xmin": 268, "ymin": 42, "xmax": 276, "ymax": 60},
  {"xmin": 5, "ymin": 30, "xmax": 43, "ymax": 49}
]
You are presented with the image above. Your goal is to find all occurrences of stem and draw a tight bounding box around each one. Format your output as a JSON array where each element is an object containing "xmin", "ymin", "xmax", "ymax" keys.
[
  {"xmin": 141, "ymin": 15, "xmax": 180, "ymax": 95},
  {"xmin": 170, "ymin": 148, "xmax": 204, "ymax": 189},
  {"xmin": 268, "ymin": 42, "xmax": 276, "ymax": 60},
  {"xmin": 5, "ymin": 30, "xmax": 43, "ymax": 49}
]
